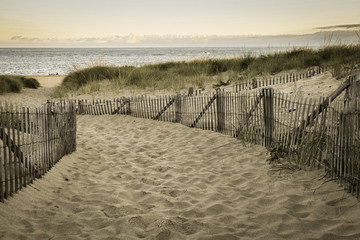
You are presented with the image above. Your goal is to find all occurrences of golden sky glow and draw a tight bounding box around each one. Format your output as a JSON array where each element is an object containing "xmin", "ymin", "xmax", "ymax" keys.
[{"xmin": 0, "ymin": 0, "xmax": 359, "ymax": 47}]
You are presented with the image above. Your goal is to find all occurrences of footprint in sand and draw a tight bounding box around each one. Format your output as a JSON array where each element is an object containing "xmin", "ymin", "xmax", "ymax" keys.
[
  {"xmin": 102, "ymin": 205, "xmax": 125, "ymax": 218},
  {"xmin": 128, "ymin": 216, "xmax": 147, "ymax": 229},
  {"xmin": 160, "ymin": 189, "xmax": 181, "ymax": 198}
]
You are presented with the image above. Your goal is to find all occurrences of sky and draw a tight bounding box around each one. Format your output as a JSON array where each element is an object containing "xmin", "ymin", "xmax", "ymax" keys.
[{"xmin": 0, "ymin": 0, "xmax": 359, "ymax": 47}]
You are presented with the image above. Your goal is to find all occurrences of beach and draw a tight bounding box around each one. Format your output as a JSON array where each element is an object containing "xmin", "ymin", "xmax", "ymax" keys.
[{"xmin": 0, "ymin": 73, "xmax": 360, "ymax": 239}]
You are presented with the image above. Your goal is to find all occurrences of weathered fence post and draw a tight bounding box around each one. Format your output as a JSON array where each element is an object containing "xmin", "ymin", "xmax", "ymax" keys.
[
  {"xmin": 263, "ymin": 88, "xmax": 274, "ymax": 147},
  {"xmin": 343, "ymin": 74, "xmax": 360, "ymax": 193},
  {"xmin": 345, "ymin": 74, "xmax": 360, "ymax": 107},
  {"xmin": 188, "ymin": 87, "xmax": 194, "ymax": 96},
  {"xmin": 46, "ymin": 100, "xmax": 53, "ymax": 169},
  {"xmin": 126, "ymin": 97, "xmax": 131, "ymax": 115},
  {"xmin": 217, "ymin": 90, "xmax": 225, "ymax": 133},
  {"xmin": 70, "ymin": 101, "xmax": 77, "ymax": 153},
  {"xmin": 252, "ymin": 78, "xmax": 258, "ymax": 89},
  {"xmin": 175, "ymin": 94, "xmax": 182, "ymax": 123}
]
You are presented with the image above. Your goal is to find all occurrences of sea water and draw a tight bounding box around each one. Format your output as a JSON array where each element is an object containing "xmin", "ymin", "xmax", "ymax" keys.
[{"xmin": 0, "ymin": 47, "xmax": 291, "ymax": 76}]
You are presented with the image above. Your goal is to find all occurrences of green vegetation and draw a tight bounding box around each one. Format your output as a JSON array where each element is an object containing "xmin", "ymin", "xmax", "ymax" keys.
[
  {"xmin": 0, "ymin": 75, "xmax": 40, "ymax": 94},
  {"xmin": 267, "ymin": 131, "xmax": 327, "ymax": 171},
  {"xmin": 53, "ymin": 44, "xmax": 360, "ymax": 98}
]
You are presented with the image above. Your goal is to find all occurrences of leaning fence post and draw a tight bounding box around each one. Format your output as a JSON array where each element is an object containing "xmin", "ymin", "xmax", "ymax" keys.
[
  {"xmin": 263, "ymin": 88, "xmax": 274, "ymax": 147},
  {"xmin": 216, "ymin": 90, "xmax": 225, "ymax": 133},
  {"xmin": 341, "ymin": 74, "xmax": 360, "ymax": 192},
  {"xmin": 344, "ymin": 74, "xmax": 360, "ymax": 108}
]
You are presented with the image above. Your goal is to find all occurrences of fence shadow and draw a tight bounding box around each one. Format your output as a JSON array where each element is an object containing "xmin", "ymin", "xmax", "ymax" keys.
[{"xmin": 0, "ymin": 100, "xmax": 77, "ymax": 202}]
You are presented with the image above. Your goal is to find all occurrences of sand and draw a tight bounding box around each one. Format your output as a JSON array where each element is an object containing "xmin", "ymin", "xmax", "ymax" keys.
[
  {"xmin": 0, "ymin": 115, "xmax": 360, "ymax": 239},
  {"xmin": 29, "ymin": 75, "xmax": 64, "ymax": 89},
  {"xmin": 0, "ymin": 72, "xmax": 360, "ymax": 239}
]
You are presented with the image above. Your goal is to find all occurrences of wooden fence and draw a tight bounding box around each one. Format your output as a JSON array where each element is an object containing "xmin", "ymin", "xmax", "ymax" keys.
[
  {"xmin": 76, "ymin": 74, "xmax": 360, "ymax": 199},
  {"xmin": 232, "ymin": 64, "xmax": 359, "ymax": 92},
  {"xmin": 232, "ymin": 66, "xmax": 327, "ymax": 92},
  {"xmin": 0, "ymin": 100, "xmax": 77, "ymax": 201}
]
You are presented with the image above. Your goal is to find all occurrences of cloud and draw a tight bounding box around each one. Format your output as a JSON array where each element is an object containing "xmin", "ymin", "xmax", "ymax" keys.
[
  {"xmin": 8, "ymin": 31, "xmax": 360, "ymax": 47},
  {"xmin": 11, "ymin": 35, "xmax": 56, "ymax": 42},
  {"xmin": 9, "ymin": 34, "xmax": 236, "ymax": 45},
  {"xmin": 10, "ymin": 35, "xmax": 23, "ymax": 40},
  {"xmin": 315, "ymin": 24, "xmax": 360, "ymax": 30}
]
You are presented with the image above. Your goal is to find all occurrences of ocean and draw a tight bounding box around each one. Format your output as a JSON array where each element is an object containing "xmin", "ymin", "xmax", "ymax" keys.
[{"xmin": 0, "ymin": 47, "xmax": 293, "ymax": 76}]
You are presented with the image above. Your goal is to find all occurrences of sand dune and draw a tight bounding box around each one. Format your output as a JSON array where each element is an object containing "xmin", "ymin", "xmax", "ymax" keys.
[
  {"xmin": 0, "ymin": 71, "xmax": 345, "ymax": 105},
  {"xmin": 0, "ymin": 115, "xmax": 359, "ymax": 240}
]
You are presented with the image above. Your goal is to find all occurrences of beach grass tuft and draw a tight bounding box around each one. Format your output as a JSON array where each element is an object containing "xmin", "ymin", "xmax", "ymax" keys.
[{"xmin": 0, "ymin": 75, "xmax": 40, "ymax": 94}]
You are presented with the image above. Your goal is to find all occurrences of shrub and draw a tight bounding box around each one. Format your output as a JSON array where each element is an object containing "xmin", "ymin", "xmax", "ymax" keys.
[
  {"xmin": 0, "ymin": 75, "xmax": 42, "ymax": 94},
  {"xmin": 20, "ymin": 77, "xmax": 40, "ymax": 89},
  {"xmin": 238, "ymin": 57, "xmax": 255, "ymax": 71},
  {"xmin": 62, "ymin": 66, "xmax": 120, "ymax": 90},
  {"xmin": 0, "ymin": 76, "xmax": 22, "ymax": 93},
  {"xmin": 0, "ymin": 78, "xmax": 10, "ymax": 94},
  {"xmin": 7, "ymin": 78, "xmax": 22, "ymax": 92},
  {"xmin": 207, "ymin": 60, "xmax": 228, "ymax": 75}
]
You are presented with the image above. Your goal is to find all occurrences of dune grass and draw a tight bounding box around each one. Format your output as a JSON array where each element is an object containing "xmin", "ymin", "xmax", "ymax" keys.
[
  {"xmin": 53, "ymin": 44, "xmax": 360, "ymax": 98},
  {"xmin": 0, "ymin": 75, "xmax": 40, "ymax": 95}
]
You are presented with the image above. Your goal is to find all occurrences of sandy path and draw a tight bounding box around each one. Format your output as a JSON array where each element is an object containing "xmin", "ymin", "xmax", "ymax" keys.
[
  {"xmin": 0, "ymin": 115, "xmax": 359, "ymax": 240},
  {"xmin": 29, "ymin": 75, "xmax": 64, "ymax": 89}
]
